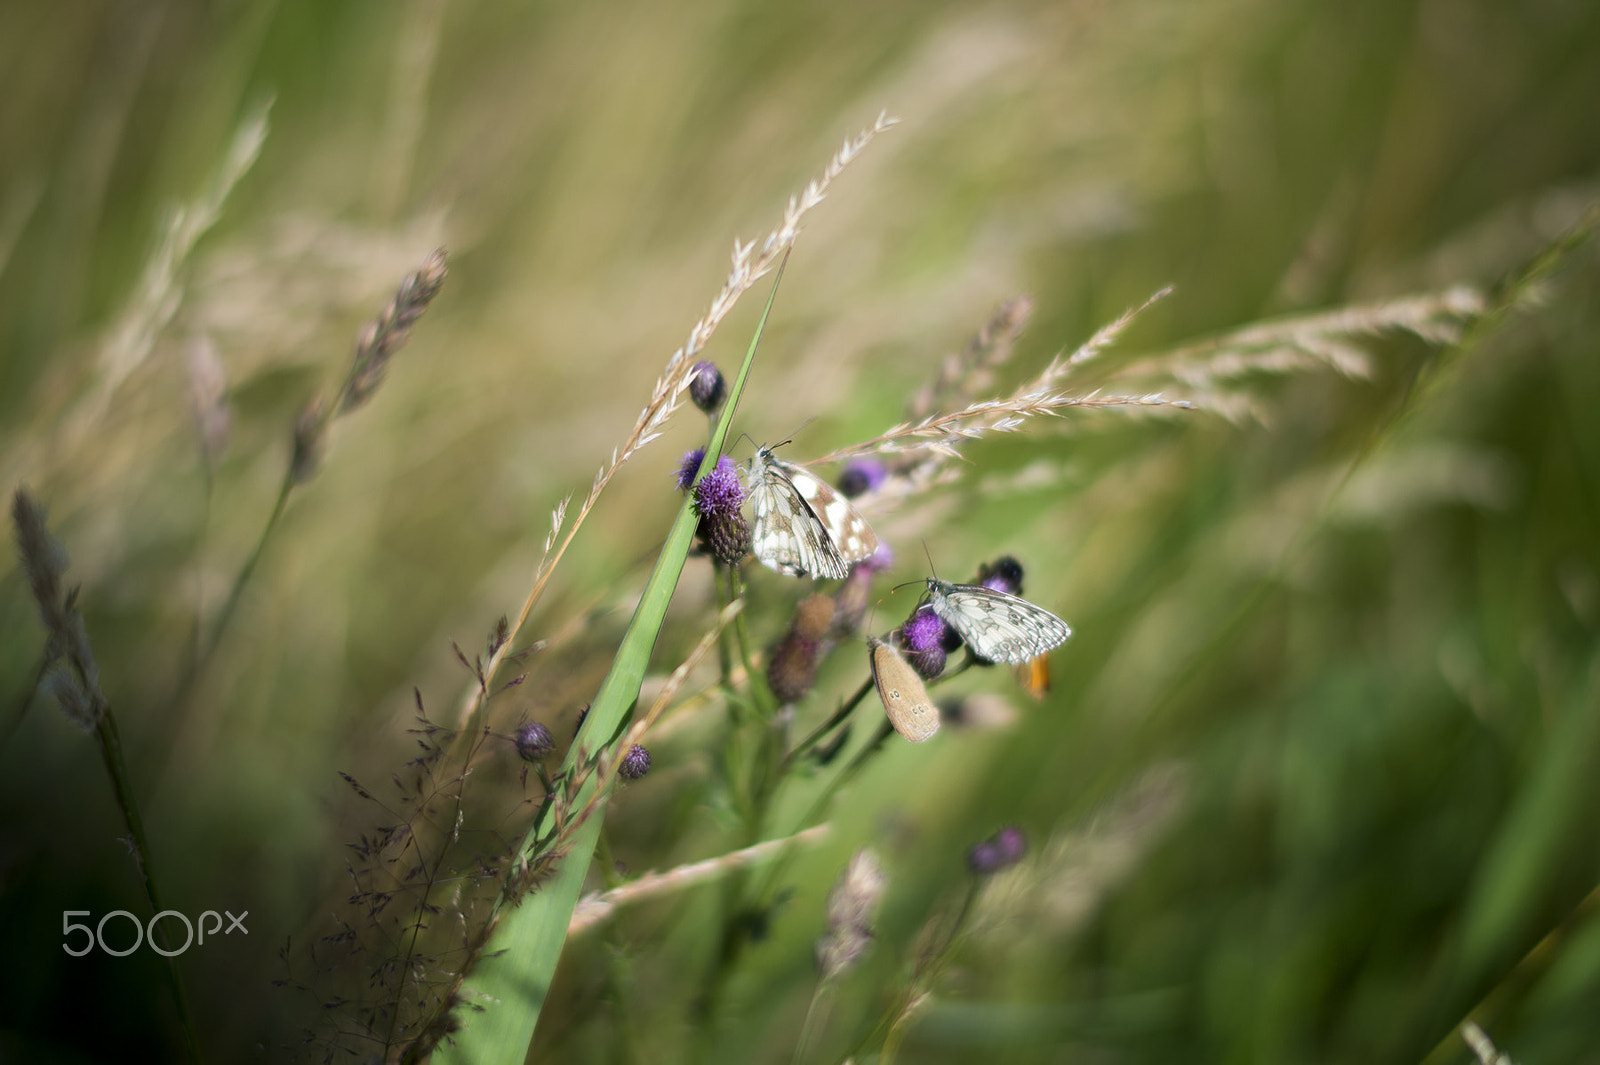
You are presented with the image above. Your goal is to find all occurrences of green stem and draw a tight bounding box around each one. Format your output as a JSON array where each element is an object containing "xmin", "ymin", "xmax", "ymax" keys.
[{"xmin": 96, "ymin": 710, "xmax": 201, "ymax": 1064}]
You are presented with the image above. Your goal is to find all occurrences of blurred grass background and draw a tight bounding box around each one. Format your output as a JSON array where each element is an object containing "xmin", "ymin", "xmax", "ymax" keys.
[{"xmin": 3, "ymin": 0, "xmax": 1600, "ymax": 1061}]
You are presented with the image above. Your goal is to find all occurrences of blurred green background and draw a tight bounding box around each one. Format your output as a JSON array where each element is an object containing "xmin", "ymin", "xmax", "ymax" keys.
[{"xmin": 3, "ymin": 0, "xmax": 1599, "ymax": 1061}]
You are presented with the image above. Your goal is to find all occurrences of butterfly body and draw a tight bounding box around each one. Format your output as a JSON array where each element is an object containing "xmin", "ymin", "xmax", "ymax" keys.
[
  {"xmin": 924, "ymin": 578, "xmax": 1072, "ymax": 664},
  {"xmin": 746, "ymin": 446, "xmax": 878, "ymax": 580},
  {"xmin": 868, "ymin": 637, "xmax": 940, "ymax": 742}
]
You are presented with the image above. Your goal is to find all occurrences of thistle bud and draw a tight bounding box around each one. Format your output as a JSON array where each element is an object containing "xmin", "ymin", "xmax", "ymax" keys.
[
  {"xmin": 619, "ymin": 744, "xmax": 652, "ymax": 780},
  {"xmin": 689, "ymin": 361, "xmax": 726, "ymax": 414},
  {"xmin": 837, "ymin": 458, "xmax": 886, "ymax": 499},
  {"xmin": 767, "ymin": 595, "xmax": 835, "ymax": 703},
  {"xmin": 514, "ymin": 722, "xmax": 555, "ymax": 762},
  {"xmin": 967, "ymin": 825, "xmax": 1028, "ymax": 874},
  {"xmin": 977, "ymin": 556, "xmax": 1025, "ymax": 596}
]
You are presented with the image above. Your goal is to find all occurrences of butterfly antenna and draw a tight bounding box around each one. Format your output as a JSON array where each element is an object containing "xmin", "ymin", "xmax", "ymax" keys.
[{"xmin": 922, "ymin": 539, "xmax": 940, "ymax": 580}]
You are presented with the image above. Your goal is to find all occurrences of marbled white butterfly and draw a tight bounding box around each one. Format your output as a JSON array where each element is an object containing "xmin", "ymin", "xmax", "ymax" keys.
[
  {"xmin": 924, "ymin": 577, "xmax": 1072, "ymax": 665},
  {"xmin": 868, "ymin": 637, "xmax": 940, "ymax": 742},
  {"xmin": 746, "ymin": 445, "xmax": 879, "ymax": 580}
]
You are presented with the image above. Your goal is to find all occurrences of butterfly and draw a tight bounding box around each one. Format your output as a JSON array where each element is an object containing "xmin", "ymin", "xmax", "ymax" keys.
[
  {"xmin": 923, "ymin": 577, "xmax": 1072, "ymax": 664},
  {"xmin": 745, "ymin": 445, "xmax": 879, "ymax": 580},
  {"xmin": 868, "ymin": 637, "xmax": 940, "ymax": 742}
]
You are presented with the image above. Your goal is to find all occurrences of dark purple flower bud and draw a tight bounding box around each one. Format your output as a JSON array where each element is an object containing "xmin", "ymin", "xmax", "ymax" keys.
[
  {"xmin": 676, "ymin": 448, "xmax": 708, "ymax": 491},
  {"xmin": 977, "ymin": 556, "xmax": 1025, "ymax": 596},
  {"xmin": 837, "ymin": 458, "xmax": 887, "ymax": 499},
  {"xmin": 689, "ymin": 360, "xmax": 726, "ymax": 413},
  {"xmin": 900, "ymin": 606, "xmax": 949, "ymax": 679},
  {"xmin": 514, "ymin": 722, "xmax": 555, "ymax": 761},
  {"xmin": 619, "ymin": 744, "xmax": 652, "ymax": 780},
  {"xmin": 967, "ymin": 825, "xmax": 1027, "ymax": 874}
]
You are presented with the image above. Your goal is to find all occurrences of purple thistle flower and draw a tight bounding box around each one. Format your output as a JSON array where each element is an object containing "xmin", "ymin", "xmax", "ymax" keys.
[
  {"xmin": 689, "ymin": 361, "xmax": 726, "ymax": 413},
  {"xmin": 837, "ymin": 458, "xmax": 887, "ymax": 499},
  {"xmin": 967, "ymin": 825, "xmax": 1028, "ymax": 874},
  {"xmin": 691, "ymin": 455, "xmax": 750, "ymax": 565},
  {"xmin": 900, "ymin": 606, "xmax": 950, "ymax": 679},
  {"xmin": 619, "ymin": 744, "xmax": 652, "ymax": 780},
  {"xmin": 514, "ymin": 722, "xmax": 555, "ymax": 761},
  {"xmin": 676, "ymin": 448, "xmax": 708, "ymax": 492},
  {"xmin": 692, "ymin": 456, "xmax": 744, "ymax": 518}
]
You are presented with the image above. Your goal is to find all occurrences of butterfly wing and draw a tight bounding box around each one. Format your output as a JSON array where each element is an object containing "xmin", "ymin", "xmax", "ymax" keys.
[
  {"xmin": 748, "ymin": 450, "xmax": 878, "ymax": 579},
  {"xmin": 869, "ymin": 638, "xmax": 940, "ymax": 742},
  {"xmin": 930, "ymin": 580, "xmax": 1073, "ymax": 664}
]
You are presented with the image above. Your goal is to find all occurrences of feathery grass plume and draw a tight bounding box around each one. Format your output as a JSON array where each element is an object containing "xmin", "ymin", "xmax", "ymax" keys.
[
  {"xmin": 10, "ymin": 488, "xmax": 198, "ymax": 1061},
  {"xmin": 1462, "ymin": 1021, "xmax": 1518, "ymax": 1065},
  {"xmin": 1103, "ymin": 285, "xmax": 1490, "ymax": 424},
  {"xmin": 293, "ymin": 247, "xmax": 448, "ymax": 482},
  {"xmin": 907, "ymin": 295, "xmax": 1034, "ymax": 423},
  {"xmin": 815, "ymin": 848, "xmax": 886, "ymax": 982},
  {"xmin": 185, "ymin": 332, "xmax": 232, "ymax": 467},
  {"xmin": 94, "ymin": 98, "xmax": 273, "ymax": 417},
  {"xmin": 813, "ymin": 288, "xmax": 1183, "ymax": 485}
]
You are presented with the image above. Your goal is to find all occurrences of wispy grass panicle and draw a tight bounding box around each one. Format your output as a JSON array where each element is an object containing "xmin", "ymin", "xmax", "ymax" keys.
[
  {"xmin": 10, "ymin": 488, "xmax": 198, "ymax": 1061},
  {"xmin": 813, "ymin": 287, "xmax": 1183, "ymax": 482},
  {"xmin": 294, "ymin": 247, "xmax": 448, "ymax": 481}
]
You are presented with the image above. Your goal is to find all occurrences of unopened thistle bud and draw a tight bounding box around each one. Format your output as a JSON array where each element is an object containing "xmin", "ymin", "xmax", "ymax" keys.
[
  {"xmin": 837, "ymin": 458, "xmax": 887, "ymax": 499},
  {"xmin": 514, "ymin": 722, "xmax": 555, "ymax": 762},
  {"xmin": 967, "ymin": 825, "xmax": 1028, "ymax": 874},
  {"xmin": 768, "ymin": 595, "xmax": 835, "ymax": 703},
  {"xmin": 831, "ymin": 544, "xmax": 894, "ymax": 637},
  {"xmin": 619, "ymin": 744, "xmax": 652, "ymax": 780},
  {"xmin": 977, "ymin": 555, "xmax": 1025, "ymax": 596},
  {"xmin": 689, "ymin": 360, "xmax": 726, "ymax": 414},
  {"xmin": 900, "ymin": 606, "xmax": 951, "ymax": 679}
]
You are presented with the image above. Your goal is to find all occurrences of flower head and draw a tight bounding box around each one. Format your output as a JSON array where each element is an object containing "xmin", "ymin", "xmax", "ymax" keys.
[
  {"xmin": 692, "ymin": 456, "xmax": 750, "ymax": 565},
  {"xmin": 900, "ymin": 606, "xmax": 950, "ymax": 678},
  {"xmin": 675, "ymin": 448, "xmax": 708, "ymax": 492},
  {"xmin": 692, "ymin": 455, "xmax": 744, "ymax": 518}
]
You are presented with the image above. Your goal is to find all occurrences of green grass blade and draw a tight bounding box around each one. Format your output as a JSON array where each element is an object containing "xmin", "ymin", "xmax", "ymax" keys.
[{"xmin": 432, "ymin": 254, "xmax": 789, "ymax": 1063}]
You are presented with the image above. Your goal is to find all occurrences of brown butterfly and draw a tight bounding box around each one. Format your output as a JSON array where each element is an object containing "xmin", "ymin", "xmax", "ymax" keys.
[{"xmin": 868, "ymin": 637, "xmax": 940, "ymax": 742}]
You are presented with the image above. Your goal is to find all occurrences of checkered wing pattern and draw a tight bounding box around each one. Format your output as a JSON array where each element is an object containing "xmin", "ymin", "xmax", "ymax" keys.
[
  {"xmin": 925, "ymin": 578, "xmax": 1072, "ymax": 664},
  {"xmin": 746, "ymin": 447, "xmax": 879, "ymax": 580}
]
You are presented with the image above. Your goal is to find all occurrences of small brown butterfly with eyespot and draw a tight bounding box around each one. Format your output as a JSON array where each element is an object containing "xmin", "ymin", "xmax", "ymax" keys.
[{"xmin": 868, "ymin": 636, "xmax": 940, "ymax": 743}]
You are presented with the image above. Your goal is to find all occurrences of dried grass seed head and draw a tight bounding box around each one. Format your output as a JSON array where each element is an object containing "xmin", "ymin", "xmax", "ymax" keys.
[{"xmin": 816, "ymin": 848, "xmax": 887, "ymax": 981}]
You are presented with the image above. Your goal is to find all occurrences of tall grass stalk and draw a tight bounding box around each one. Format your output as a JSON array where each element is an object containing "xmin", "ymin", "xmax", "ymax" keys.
[{"xmin": 426, "ymin": 251, "xmax": 792, "ymax": 1063}]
